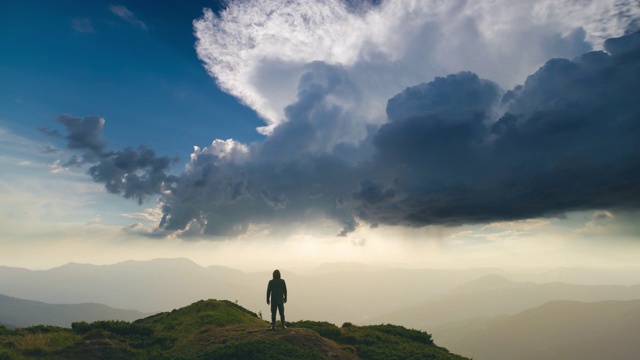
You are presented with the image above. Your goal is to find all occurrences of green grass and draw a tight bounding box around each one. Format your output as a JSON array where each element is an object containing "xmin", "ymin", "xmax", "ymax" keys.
[
  {"xmin": 0, "ymin": 325, "xmax": 81, "ymax": 359},
  {"xmin": 288, "ymin": 320, "xmax": 342, "ymax": 340},
  {"xmin": 290, "ymin": 321, "xmax": 465, "ymax": 360},
  {"xmin": 0, "ymin": 300, "xmax": 470, "ymax": 360},
  {"xmin": 135, "ymin": 299, "xmax": 265, "ymax": 335},
  {"xmin": 201, "ymin": 337, "xmax": 327, "ymax": 360}
]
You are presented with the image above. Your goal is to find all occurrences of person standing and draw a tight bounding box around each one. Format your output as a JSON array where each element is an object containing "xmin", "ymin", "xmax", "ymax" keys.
[{"xmin": 266, "ymin": 269, "xmax": 287, "ymax": 330}]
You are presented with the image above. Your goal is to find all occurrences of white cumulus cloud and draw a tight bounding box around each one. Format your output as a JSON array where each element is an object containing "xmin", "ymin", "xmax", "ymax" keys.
[{"xmin": 194, "ymin": 0, "xmax": 637, "ymax": 134}]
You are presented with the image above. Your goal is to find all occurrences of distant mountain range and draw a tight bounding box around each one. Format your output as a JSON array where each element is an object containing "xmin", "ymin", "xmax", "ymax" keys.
[
  {"xmin": 2, "ymin": 258, "xmax": 640, "ymax": 327},
  {"xmin": 432, "ymin": 299, "xmax": 640, "ymax": 360},
  {"xmin": 0, "ymin": 258, "xmax": 507, "ymax": 323},
  {"xmin": 0, "ymin": 293, "xmax": 149, "ymax": 328},
  {"xmin": 366, "ymin": 274, "xmax": 640, "ymax": 329},
  {"xmin": 0, "ymin": 258, "xmax": 249, "ymax": 313}
]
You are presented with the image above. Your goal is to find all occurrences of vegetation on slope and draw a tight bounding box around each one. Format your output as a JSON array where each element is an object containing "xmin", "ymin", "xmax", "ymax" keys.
[
  {"xmin": 0, "ymin": 299, "xmax": 469, "ymax": 359},
  {"xmin": 290, "ymin": 321, "xmax": 465, "ymax": 360}
]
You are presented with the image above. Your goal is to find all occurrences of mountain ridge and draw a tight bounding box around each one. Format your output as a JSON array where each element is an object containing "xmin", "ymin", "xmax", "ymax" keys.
[
  {"xmin": 0, "ymin": 293, "xmax": 150, "ymax": 328},
  {"xmin": 432, "ymin": 299, "xmax": 640, "ymax": 360},
  {"xmin": 4, "ymin": 258, "xmax": 640, "ymax": 327},
  {"xmin": 368, "ymin": 274, "xmax": 640, "ymax": 329},
  {"xmin": 0, "ymin": 258, "xmax": 507, "ymax": 323},
  {"xmin": 0, "ymin": 299, "xmax": 470, "ymax": 359}
]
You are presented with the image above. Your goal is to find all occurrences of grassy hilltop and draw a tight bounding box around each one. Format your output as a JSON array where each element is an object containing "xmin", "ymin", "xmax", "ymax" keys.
[{"xmin": 0, "ymin": 299, "xmax": 469, "ymax": 359}]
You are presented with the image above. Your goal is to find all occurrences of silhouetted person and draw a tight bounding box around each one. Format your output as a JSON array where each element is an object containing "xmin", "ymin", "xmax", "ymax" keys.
[{"xmin": 266, "ymin": 269, "xmax": 287, "ymax": 330}]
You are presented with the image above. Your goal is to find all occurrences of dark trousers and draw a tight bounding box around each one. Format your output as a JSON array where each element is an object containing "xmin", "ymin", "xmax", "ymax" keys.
[{"xmin": 271, "ymin": 302, "xmax": 285, "ymax": 326}]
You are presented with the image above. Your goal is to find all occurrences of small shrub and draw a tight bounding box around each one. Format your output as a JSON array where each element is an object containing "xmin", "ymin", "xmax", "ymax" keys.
[
  {"xmin": 340, "ymin": 334, "xmax": 358, "ymax": 345},
  {"xmin": 11, "ymin": 331, "xmax": 78, "ymax": 355},
  {"xmin": 23, "ymin": 325, "xmax": 62, "ymax": 334},
  {"xmin": 82, "ymin": 329, "xmax": 112, "ymax": 341},
  {"xmin": 72, "ymin": 320, "xmax": 152, "ymax": 337},
  {"xmin": 289, "ymin": 321, "xmax": 341, "ymax": 341},
  {"xmin": 340, "ymin": 345, "xmax": 357, "ymax": 354},
  {"xmin": 366, "ymin": 324, "xmax": 433, "ymax": 345},
  {"xmin": 0, "ymin": 348, "xmax": 15, "ymax": 360}
]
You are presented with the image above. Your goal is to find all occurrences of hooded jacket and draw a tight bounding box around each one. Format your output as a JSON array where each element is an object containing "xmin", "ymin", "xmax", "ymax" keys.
[{"xmin": 266, "ymin": 269, "xmax": 287, "ymax": 305}]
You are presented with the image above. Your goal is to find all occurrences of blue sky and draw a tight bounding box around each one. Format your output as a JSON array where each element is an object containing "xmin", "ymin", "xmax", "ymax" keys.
[
  {"xmin": 1, "ymin": 0, "xmax": 639, "ymax": 270},
  {"xmin": 1, "ymin": 0, "xmax": 263, "ymax": 156}
]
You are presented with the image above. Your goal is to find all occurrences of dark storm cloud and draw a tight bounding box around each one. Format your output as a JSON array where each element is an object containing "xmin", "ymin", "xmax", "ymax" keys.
[
  {"xmin": 57, "ymin": 32, "xmax": 640, "ymax": 238},
  {"xmin": 88, "ymin": 146, "xmax": 177, "ymax": 204},
  {"xmin": 53, "ymin": 115, "xmax": 177, "ymax": 204},
  {"xmin": 57, "ymin": 114, "xmax": 107, "ymax": 154},
  {"xmin": 158, "ymin": 154, "xmax": 359, "ymax": 236},
  {"xmin": 353, "ymin": 32, "xmax": 640, "ymax": 228},
  {"xmin": 385, "ymin": 71, "xmax": 502, "ymax": 123},
  {"xmin": 158, "ymin": 62, "xmax": 366, "ymax": 236},
  {"xmin": 353, "ymin": 72, "xmax": 502, "ymax": 226}
]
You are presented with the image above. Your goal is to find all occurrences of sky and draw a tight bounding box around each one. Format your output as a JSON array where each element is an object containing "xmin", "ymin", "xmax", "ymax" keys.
[{"xmin": 1, "ymin": 0, "xmax": 640, "ymax": 271}]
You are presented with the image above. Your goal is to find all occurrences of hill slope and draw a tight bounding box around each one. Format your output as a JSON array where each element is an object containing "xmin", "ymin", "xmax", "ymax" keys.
[
  {"xmin": 432, "ymin": 299, "xmax": 640, "ymax": 360},
  {"xmin": 0, "ymin": 299, "xmax": 470, "ymax": 359},
  {"xmin": 0, "ymin": 293, "xmax": 149, "ymax": 328}
]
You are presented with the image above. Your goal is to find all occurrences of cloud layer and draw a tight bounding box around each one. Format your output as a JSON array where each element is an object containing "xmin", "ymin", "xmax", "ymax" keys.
[
  {"xmin": 53, "ymin": 114, "xmax": 176, "ymax": 205},
  {"xmin": 359, "ymin": 36, "xmax": 640, "ymax": 227},
  {"xmin": 194, "ymin": 0, "xmax": 637, "ymax": 134},
  {"xmin": 109, "ymin": 4, "xmax": 148, "ymax": 30},
  {"xmin": 55, "ymin": 0, "xmax": 640, "ymax": 239}
]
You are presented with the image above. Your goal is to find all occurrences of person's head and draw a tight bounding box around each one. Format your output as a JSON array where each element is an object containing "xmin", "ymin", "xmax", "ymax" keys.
[{"xmin": 272, "ymin": 269, "xmax": 281, "ymax": 279}]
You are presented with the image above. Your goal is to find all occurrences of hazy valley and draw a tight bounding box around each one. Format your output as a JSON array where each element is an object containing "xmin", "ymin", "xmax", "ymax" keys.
[
  {"xmin": 2, "ymin": 258, "xmax": 640, "ymax": 359},
  {"xmin": 432, "ymin": 299, "xmax": 640, "ymax": 360}
]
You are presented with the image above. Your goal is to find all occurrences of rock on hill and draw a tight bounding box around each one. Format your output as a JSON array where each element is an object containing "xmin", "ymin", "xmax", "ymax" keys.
[{"xmin": 0, "ymin": 299, "xmax": 469, "ymax": 359}]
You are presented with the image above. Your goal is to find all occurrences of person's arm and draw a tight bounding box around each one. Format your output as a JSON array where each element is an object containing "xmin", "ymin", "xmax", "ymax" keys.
[
  {"xmin": 266, "ymin": 280, "xmax": 272, "ymax": 305},
  {"xmin": 283, "ymin": 280, "xmax": 287, "ymax": 303}
]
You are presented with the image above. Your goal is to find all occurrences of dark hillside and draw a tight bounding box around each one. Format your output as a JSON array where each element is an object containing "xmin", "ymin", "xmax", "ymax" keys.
[
  {"xmin": 0, "ymin": 299, "xmax": 469, "ymax": 359},
  {"xmin": 0, "ymin": 293, "xmax": 148, "ymax": 328}
]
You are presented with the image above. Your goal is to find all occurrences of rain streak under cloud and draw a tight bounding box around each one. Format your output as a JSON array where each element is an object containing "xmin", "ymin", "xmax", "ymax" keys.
[{"xmin": 50, "ymin": 0, "xmax": 640, "ymax": 239}]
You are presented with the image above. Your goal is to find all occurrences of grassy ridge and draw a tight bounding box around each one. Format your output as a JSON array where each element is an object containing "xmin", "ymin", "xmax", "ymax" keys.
[
  {"xmin": 290, "ymin": 321, "xmax": 465, "ymax": 360},
  {"xmin": 0, "ymin": 299, "xmax": 469, "ymax": 359}
]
